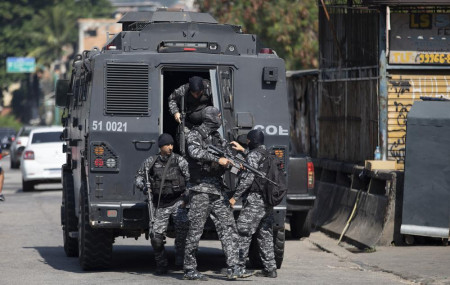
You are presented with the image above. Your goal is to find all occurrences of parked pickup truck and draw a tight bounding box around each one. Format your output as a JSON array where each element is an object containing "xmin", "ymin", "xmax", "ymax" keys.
[{"xmin": 287, "ymin": 156, "xmax": 315, "ymax": 238}]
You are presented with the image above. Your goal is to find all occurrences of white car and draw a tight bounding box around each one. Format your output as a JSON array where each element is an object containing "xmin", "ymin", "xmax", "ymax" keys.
[
  {"xmin": 20, "ymin": 126, "xmax": 65, "ymax": 191},
  {"xmin": 10, "ymin": 126, "xmax": 40, "ymax": 169}
]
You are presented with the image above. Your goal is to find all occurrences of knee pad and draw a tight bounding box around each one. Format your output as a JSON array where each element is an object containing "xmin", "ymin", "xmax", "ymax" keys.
[{"xmin": 151, "ymin": 233, "xmax": 165, "ymax": 251}]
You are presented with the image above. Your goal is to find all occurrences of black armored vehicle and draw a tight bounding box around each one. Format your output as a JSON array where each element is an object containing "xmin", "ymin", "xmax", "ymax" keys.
[{"xmin": 57, "ymin": 11, "xmax": 296, "ymax": 270}]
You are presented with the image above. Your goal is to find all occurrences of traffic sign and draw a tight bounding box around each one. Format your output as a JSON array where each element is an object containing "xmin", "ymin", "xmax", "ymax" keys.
[{"xmin": 6, "ymin": 57, "xmax": 36, "ymax": 73}]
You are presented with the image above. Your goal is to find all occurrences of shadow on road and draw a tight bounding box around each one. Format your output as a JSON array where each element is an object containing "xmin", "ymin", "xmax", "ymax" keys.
[
  {"xmin": 26, "ymin": 244, "xmax": 231, "ymax": 280},
  {"xmin": 285, "ymin": 228, "xmax": 319, "ymax": 241},
  {"xmin": 13, "ymin": 185, "xmax": 63, "ymax": 194}
]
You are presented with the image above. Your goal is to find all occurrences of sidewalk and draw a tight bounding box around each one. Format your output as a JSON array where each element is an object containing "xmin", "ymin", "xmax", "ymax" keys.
[{"xmin": 308, "ymin": 231, "xmax": 450, "ymax": 285}]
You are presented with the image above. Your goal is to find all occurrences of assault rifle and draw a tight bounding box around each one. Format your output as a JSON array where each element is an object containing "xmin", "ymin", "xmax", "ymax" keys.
[
  {"xmin": 144, "ymin": 164, "xmax": 155, "ymax": 238},
  {"xmin": 207, "ymin": 145, "xmax": 279, "ymax": 186},
  {"xmin": 178, "ymin": 94, "xmax": 186, "ymax": 155}
]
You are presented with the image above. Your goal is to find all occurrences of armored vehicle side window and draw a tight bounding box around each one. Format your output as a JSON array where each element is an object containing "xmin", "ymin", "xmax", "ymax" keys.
[
  {"xmin": 105, "ymin": 63, "xmax": 150, "ymax": 116},
  {"xmin": 215, "ymin": 67, "xmax": 237, "ymax": 141},
  {"xmin": 219, "ymin": 67, "xmax": 233, "ymax": 110}
]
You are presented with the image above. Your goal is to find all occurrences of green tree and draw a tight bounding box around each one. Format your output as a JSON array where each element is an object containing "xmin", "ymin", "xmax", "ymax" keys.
[
  {"xmin": 69, "ymin": 0, "xmax": 113, "ymax": 19},
  {"xmin": 0, "ymin": 0, "xmax": 113, "ymax": 89},
  {"xmin": 27, "ymin": 0, "xmax": 113, "ymax": 68},
  {"xmin": 196, "ymin": 0, "xmax": 319, "ymax": 70},
  {"xmin": 27, "ymin": 5, "xmax": 77, "ymax": 67},
  {"xmin": 0, "ymin": 0, "xmax": 46, "ymax": 89},
  {"xmin": 0, "ymin": 0, "xmax": 113, "ymax": 123}
]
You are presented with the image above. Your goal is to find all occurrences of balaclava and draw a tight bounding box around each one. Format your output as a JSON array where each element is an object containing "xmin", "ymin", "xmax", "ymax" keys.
[
  {"xmin": 202, "ymin": 106, "xmax": 221, "ymax": 131},
  {"xmin": 247, "ymin": 129, "xmax": 264, "ymax": 150},
  {"xmin": 189, "ymin": 76, "xmax": 204, "ymax": 94}
]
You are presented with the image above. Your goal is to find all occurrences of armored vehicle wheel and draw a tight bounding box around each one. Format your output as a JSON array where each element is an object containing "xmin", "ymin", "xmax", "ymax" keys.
[
  {"xmin": 62, "ymin": 168, "xmax": 78, "ymax": 257},
  {"xmin": 78, "ymin": 181, "xmax": 113, "ymax": 270},
  {"xmin": 22, "ymin": 179, "xmax": 34, "ymax": 192},
  {"xmin": 248, "ymin": 228, "xmax": 285, "ymax": 269},
  {"xmin": 290, "ymin": 211, "xmax": 311, "ymax": 239}
]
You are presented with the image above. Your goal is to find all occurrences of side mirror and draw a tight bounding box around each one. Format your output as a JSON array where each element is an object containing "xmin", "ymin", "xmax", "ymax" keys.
[{"xmin": 55, "ymin": 79, "xmax": 70, "ymax": 107}]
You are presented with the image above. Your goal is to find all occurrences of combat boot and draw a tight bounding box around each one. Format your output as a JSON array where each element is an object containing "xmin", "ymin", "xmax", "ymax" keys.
[
  {"xmin": 183, "ymin": 269, "xmax": 208, "ymax": 281},
  {"xmin": 255, "ymin": 269, "xmax": 277, "ymax": 278},
  {"xmin": 237, "ymin": 266, "xmax": 254, "ymax": 278},
  {"xmin": 226, "ymin": 266, "xmax": 238, "ymax": 280}
]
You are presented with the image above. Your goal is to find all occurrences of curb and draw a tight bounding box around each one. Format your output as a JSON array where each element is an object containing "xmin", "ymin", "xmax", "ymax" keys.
[{"xmin": 307, "ymin": 231, "xmax": 352, "ymax": 260}]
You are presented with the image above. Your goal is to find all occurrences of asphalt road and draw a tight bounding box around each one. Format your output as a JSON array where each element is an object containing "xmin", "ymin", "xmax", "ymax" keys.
[{"xmin": 0, "ymin": 155, "xmax": 448, "ymax": 284}]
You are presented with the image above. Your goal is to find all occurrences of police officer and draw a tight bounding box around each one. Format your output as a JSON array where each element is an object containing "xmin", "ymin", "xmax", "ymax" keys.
[
  {"xmin": 229, "ymin": 129, "xmax": 278, "ymax": 278},
  {"xmin": 183, "ymin": 106, "xmax": 244, "ymax": 281},
  {"xmin": 135, "ymin": 133, "xmax": 190, "ymax": 275},
  {"xmin": 168, "ymin": 76, "xmax": 213, "ymax": 128}
]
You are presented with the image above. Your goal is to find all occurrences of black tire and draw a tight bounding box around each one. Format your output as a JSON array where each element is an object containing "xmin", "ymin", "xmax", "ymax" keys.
[
  {"xmin": 10, "ymin": 159, "xmax": 19, "ymax": 169},
  {"xmin": 248, "ymin": 228, "xmax": 285, "ymax": 269},
  {"xmin": 273, "ymin": 229, "xmax": 285, "ymax": 269},
  {"xmin": 22, "ymin": 180, "xmax": 34, "ymax": 192},
  {"xmin": 62, "ymin": 168, "xmax": 78, "ymax": 257},
  {"xmin": 290, "ymin": 211, "xmax": 311, "ymax": 239},
  {"xmin": 78, "ymin": 180, "xmax": 113, "ymax": 270}
]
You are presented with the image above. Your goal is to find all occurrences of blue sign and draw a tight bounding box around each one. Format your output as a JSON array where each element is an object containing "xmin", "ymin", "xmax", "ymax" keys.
[{"xmin": 6, "ymin": 57, "xmax": 36, "ymax": 73}]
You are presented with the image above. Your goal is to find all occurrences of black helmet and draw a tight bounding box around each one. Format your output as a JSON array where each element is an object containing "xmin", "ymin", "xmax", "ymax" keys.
[
  {"xmin": 189, "ymin": 76, "xmax": 204, "ymax": 92},
  {"xmin": 247, "ymin": 129, "xmax": 264, "ymax": 150}
]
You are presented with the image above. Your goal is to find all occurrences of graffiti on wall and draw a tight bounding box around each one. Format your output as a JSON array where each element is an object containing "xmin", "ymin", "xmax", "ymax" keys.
[
  {"xmin": 394, "ymin": 101, "xmax": 411, "ymax": 126},
  {"xmin": 388, "ymin": 75, "xmax": 450, "ymax": 168}
]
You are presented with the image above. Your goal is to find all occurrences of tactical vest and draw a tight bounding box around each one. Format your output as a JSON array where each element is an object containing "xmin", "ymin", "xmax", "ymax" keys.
[
  {"xmin": 249, "ymin": 148, "xmax": 268, "ymax": 193},
  {"xmin": 184, "ymin": 80, "xmax": 212, "ymax": 127},
  {"xmin": 150, "ymin": 156, "xmax": 186, "ymax": 198},
  {"xmin": 185, "ymin": 93, "xmax": 212, "ymax": 127},
  {"xmin": 189, "ymin": 127, "xmax": 225, "ymax": 182}
]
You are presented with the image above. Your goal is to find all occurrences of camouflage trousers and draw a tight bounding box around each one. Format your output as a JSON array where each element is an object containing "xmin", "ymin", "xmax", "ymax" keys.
[
  {"xmin": 236, "ymin": 192, "xmax": 276, "ymax": 271},
  {"xmin": 152, "ymin": 199, "xmax": 189, "ymax": 268},
  {"xmin": 183, "ymin": 190, "xmax": 239, "ymax": 271}
]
